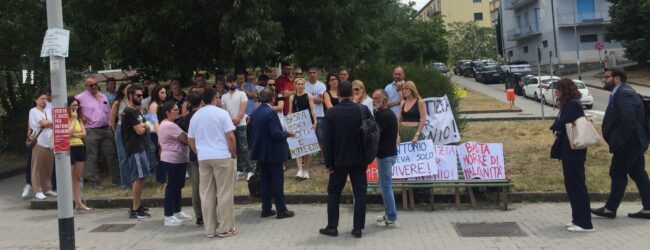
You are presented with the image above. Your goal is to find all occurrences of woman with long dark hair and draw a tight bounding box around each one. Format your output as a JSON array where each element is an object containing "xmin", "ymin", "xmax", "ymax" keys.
[
  {"xmin": 28, "ymin": 91, "xmax": 54, "ymax": 200},
  {"xmin": 549, "ymin": 78, "xmax": 593, "ymax": 232},
  {"xmin": 147, "ymin": 85, "xmax": 167, "ymax": 184},
  {"xmin": 68, "ymin": 96, "xmax": 91, "ymax": 211},
  {"xmin": 323, "ymin": 73, "xmax": 340, "ymax": 109},
  {"xmin": 110, "ymin": 82, "xmax": 132, "ymax": 188}
]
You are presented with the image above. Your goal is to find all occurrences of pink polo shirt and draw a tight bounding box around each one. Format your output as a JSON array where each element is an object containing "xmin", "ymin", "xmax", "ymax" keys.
[{"xmin": 75, "ymin": 90, "xmax": 110, "ymax": 128}]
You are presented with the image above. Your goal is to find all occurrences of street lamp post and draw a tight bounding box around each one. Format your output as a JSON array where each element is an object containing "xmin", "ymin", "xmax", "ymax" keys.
[{"xmin": 573, "ymin": 0, "xmax": 582, "ymax": 80}]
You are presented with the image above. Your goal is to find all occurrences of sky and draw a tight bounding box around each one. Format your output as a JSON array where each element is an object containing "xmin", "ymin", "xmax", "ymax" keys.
[{"xmin": 401, "ymin": 0, "xmax": 429, "ymax": 12}]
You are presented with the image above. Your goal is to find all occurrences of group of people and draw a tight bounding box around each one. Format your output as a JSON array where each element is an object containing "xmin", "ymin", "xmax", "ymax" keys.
[{"xmin": 550, "ymin": 68, "xmax": 650, "ymax": 233}]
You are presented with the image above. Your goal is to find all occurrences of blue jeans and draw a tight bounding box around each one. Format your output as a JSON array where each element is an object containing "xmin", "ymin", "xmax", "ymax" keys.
[
  {"xmin": 235, "ymin": 126, "xmax": 252, "ymax": 173},
  {"xmin": 378, "ymin": 155, "xmax": 398, "ymax": 221},
  {"xmin": 115, "ymin": 126, "xmax": 131, "ymax": 188}
]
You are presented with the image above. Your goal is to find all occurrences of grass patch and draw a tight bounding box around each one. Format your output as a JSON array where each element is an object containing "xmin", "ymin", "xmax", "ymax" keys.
[
  {"xmin": 625, "ymin": 65, "xmax": 650, "ymax": 87},
  {"xmin": 0, "ymin": 153, "xmax": 25, "ymax": 175},
  {"xmin": 84, "ymin": 120, "xmax": 648, "ymax": 198},
  {"xmin": 458, "ymin": 87, "xmax": 515, "ymax": 112}
]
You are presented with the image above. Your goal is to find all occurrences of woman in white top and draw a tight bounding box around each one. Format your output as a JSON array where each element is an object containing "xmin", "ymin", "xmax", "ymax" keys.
[
  {"xmin": 28, "ymin": 91, "xmax": 55, "ymax": 200},
  {"xmin": 352, "ymin": 80, "xmax": 374, "ymax": 115}
]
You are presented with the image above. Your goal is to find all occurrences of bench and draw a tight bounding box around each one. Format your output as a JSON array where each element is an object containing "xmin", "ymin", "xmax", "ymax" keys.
[{"xmin": 368, "ymin": 167, "xmax": 514, "ymax": 210}]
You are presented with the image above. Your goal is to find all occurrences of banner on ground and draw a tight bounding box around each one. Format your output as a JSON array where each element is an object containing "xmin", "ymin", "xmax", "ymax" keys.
[
  {"xmin": 365, "ymin": 142, "xmax": 459, "ymax": 181},
  {"xmin": 406, "ymin": 145, "xmax": 458, "ymax": 181},
  {"xmin": 422, "ymin": 95, "xmax": 461, "ymax": 145},
  {"xmin": 285, "ymin": 110, "xmax": 320, "ymax": 159},
  {"xmin": 457, "ymin": 142, "xmax": 506, "ymax": 180}
]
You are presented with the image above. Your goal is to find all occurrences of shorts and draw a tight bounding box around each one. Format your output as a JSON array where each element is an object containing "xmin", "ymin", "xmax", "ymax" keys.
[
  {"xmin": 70, "ymin": 146, "xmax": 86, "ymax": 163},
  {"xmin": 126, "ymin": 150, "xmax": 151, "ymax": 181},
  {"xmin": 316, "ymin": 117, "xmax": 326, "ymax": 142}
]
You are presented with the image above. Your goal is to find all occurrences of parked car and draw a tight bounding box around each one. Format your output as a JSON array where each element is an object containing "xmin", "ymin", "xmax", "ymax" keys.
[
  {"xmin": 541, "ymin": 79, "xmax": 594, "ymax": 109},
  {"xmin": 463, "ymin": 60, "xmax": 497, "ymax": 78},
  {"xmin": 453, "ymin": 60, "xmax": 471, "ymax": 75},
  {"xmin": 432, "ymin": 62, "xmax": 448, "ymax": 73},
  {"xmin": 505, "ymin": 73, "xmax": 535, "ymax": 96},
  {"xmin": 475, "ymin": 65, "xmax": 506, "ymax": 84},
  {"xmin": 501, "ymin": 63, "xmax": 533, "ymax": 78},
  {"xmin": 522, "ymin": 75, "xmax": 561, "ymax": 101}
]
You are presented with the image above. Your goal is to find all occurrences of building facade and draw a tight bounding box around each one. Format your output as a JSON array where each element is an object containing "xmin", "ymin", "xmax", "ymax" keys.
[
  {"xmin": 417, "ymin": 0, "xmax": 492, "ymax": 28},
  {"xmin": 500, "ymin": 0, "xmax": 626, "ymax": 74}
]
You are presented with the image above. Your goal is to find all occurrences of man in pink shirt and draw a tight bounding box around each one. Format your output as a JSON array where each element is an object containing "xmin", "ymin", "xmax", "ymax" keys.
[{"xmin": 75, "ymin": 75, "xmax": 120, "ymax": 189}]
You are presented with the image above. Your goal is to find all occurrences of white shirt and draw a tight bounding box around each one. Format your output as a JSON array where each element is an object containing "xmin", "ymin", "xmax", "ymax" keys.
[
  {"xmin": 29, "ymin": 107, "xmax": 53, "ymax": 148},
  {"xmin": 221, "ymin": 90, "xmax": 248, "ymax": 126},
  {"xmin": 305, "ymin": 80, "xmax": 326, "ymax": 117},
  {"xmin": 360, "ymin": 96, "xmax": 374, "ymax": 116},
  {"xmin": 188, "ymin": 105, "xmax": 236, "ymax": 161}
]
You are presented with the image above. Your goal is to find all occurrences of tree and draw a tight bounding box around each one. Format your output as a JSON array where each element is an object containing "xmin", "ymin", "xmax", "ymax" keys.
[
  {"xmin": 605, "ymin": 0, "xmax": 650, "ymax": 65},
  {"xmin": 447, "ymin": 21, "xmax": 496, "ymax": 63}
]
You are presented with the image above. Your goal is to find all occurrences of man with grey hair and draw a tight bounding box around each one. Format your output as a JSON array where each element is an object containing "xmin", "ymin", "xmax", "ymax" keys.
[{"xmin": 372, "ymin": 89, "xmax": 399, "ymax": 227}]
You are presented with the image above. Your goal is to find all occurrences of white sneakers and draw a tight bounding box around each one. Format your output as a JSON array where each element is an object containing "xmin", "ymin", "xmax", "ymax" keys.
[
  {"xmin": 45, "ymin": 190, "xmax": 58, "ymax": 197},
  {"xmin": 246, "ymin": 172, "xmax": 254, "ymax": 181},
  {"xmin": 296, "ymin": 170, "xmax": 310, "ymax": 179},
  {"xmin": 21, "ymin": 184, "xmax": 32, "ymax": 199},
  {"xmin": 376, "ymin": 215, "xmax": 398, "ymax": 228},
  {"xmin": 164, "ymin": 212, "xmax": 193, "ymax": 226},
  {"xmin": 236, "ymin": 171, "xmax": 243, "ymax": 181},
  {"xmin": 34, "ymin": 192, "xmax": 47, "ymax": 200},
  {"xmin": 566, "ymin": 225, "xmax": 594, "ymax": 233}
]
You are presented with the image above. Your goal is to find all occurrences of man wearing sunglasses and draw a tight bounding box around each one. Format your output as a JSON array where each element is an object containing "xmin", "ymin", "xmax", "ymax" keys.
[
  {"xmin": 122, "ymin": 85, "xmax": 151, "ymax": 219},
  {"xmin": 75, "ymin": 75, "xmax": 120, "ymax": 189}
]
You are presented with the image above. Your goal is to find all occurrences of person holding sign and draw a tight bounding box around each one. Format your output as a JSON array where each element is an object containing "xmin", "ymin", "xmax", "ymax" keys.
[
  {"xmin": 372, "ymin": 89, "xmax": 399, "ymax": 227},
  {"xmin": 397, "ymin": 81, "xmax": 427, "ymax": 202},
  {"xmin": 289, "ymin": 78, "xmax": 318, "ymax": 179},
  {"xmin": 549, "ymin": 79, "xmax": 593, "ymax": 232},
  {"xmin": 320, "ymin": 80, "xmax": 373, "ymax": 238}
]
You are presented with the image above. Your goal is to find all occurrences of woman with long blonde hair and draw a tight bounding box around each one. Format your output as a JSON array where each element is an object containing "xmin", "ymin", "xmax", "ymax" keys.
[
  {"xmin": 397, "ymin": 81, "xmax": 426, "ymax": 144},
  {"xmin": 352, "ymin": 80, "xmax": 373, "ymax": 115},
  {"xmin": 288, "ymin": 78, "xmax": 318, "ymax": 179}
]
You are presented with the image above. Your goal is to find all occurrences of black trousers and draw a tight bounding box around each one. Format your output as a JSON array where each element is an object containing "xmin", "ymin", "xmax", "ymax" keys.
[
  {"xmin": 605, "ymin": 140, "xmax": 650, "ymax": 211},
  {"xmin": 562, "ymin": 159, "xmax": 592, "ymax": 229},
  {"xmin": 163, "ymin": 162, "xmax": 187, "ymax": 216},
  {"xmin": 259, "ymin": 162, "xmax": 287, "ymax": 213},
  {"xmin": 327, "ymin": 164, "xmax": 367, "ymax": 230},
  {"xmin": 25, "ymin": 149, "xmax": 32, "ymax": 184}
]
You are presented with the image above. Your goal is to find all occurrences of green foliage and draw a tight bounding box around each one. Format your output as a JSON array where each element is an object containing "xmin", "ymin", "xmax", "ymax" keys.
[
  {"xmin": 447, "ymin": 21, "xmax": 496, "ymax": 63},
  {"xmin": 351, "ymin": 61, "xmax": 465, "ymax": 130},
  {"xmin": 380, "ymin": 16, "xmax": 448, "ymax": 64},
  {"xmin": 605, "ymin": 0, "xmax": 650, "ymax": 64}
]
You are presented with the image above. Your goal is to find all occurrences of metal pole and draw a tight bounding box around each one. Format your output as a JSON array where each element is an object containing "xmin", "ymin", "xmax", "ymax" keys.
[
  {"xmin": 45, "ymin": 0, "xmax": 74, "ymax": 249},
  {"xmin": 538, "ymin": 62, "xmax": 544, "ymax": 120},
  {"xmin": 573, "ymin": 0, "xmax": 582, "ymax": 80},
  {"xmin": 550, "ymin": 51, "xmax": 554, "ymax": 76}
]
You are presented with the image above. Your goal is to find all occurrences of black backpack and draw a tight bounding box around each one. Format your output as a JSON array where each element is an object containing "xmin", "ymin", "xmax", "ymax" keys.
[
  {"xmin": 640, "ymin": 94, "xmax": 650, "ymax": 137},
  {"xmin": 358, "ymin": 104, "xmax": 380, "ymax": 165}
]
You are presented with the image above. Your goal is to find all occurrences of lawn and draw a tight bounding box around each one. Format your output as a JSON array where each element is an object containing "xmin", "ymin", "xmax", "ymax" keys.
[
  {"xmin": 82, "ymin": 120, "xmax": 649, "ymax": 199},
  {"xmin": 0, "ymin": 154, "xmax": 25, "ymax": 176},
  {"xmin": 625, "ymin": 65, "xmax": 650, "ymax": 87},
  {"xmin": 457, "ymin": 87, "xmax": 516, "ymax": 112}
]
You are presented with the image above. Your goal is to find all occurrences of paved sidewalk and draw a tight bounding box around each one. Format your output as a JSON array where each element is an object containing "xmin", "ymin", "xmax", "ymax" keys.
[{"xmin": 3, "ymin": 175, "xmax": 650, "ymax": 249}]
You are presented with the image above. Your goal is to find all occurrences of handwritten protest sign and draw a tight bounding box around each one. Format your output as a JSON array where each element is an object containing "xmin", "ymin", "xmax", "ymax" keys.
[
  {"xmin": 285, "ymin": 110, "xmax": 320, "ymax": 158},
  {"xmin": 457, "ymin": 142, "xmax": 506, "ymax": 180},
  {"xmin": 423, "ymin": 95, "xmax": 461, "ymax": 145},
  {"xmin": 365, "ymin": 143, "xmax": 458, "ymax": 181},
  {"xmin": 407, "ymin": 145, "xmax": 459, "ymax": 181}
]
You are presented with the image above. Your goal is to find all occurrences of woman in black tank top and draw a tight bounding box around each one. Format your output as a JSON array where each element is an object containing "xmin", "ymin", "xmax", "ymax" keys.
[
  {"xmin": 324, "ymin": 73, "xmax": 340, "ymax": 110},
  {"xmin": 398, "ymin": 81, "xmax": 427, "ymax": 144},
  {"xmin": 289, "ymin": 78, "xmax": 318, "ymax": 179}
]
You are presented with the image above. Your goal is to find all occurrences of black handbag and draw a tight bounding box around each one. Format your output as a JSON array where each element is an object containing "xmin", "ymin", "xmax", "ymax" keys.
[{"xmin": 247, "ymin": 163, "xmax": 261, "ymax": 198}]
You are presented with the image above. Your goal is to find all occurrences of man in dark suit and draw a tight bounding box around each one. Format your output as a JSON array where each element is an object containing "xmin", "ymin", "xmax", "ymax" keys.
[
  {"xmin": 249, "ymin": 88, "xmax": 295, "ymax": 219},
  {"xmin": 592, "ymin": 68, "xmax": 650, "ymax": 219},
  {"xmin": 319, "ymin": 80, "xmax": 374, "ymax": 238}
]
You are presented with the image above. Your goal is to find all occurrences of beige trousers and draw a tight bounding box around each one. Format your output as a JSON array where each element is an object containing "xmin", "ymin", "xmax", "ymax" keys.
[
  {"xmin": 31, "ymin": 145, "xmax": 54, "ymax": 193},
  {"xmin": 199, "ymin": 158, "xmax": 237, "ymax": 236}
]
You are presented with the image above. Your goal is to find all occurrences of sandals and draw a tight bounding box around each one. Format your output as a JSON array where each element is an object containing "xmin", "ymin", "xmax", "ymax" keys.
[{"xmin": 217, "ymin": 227, "xmax": 238, "ymax": 238}]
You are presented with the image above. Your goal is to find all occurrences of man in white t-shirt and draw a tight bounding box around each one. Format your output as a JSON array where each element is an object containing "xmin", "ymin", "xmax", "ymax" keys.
[
  {"xmin": 188, "ymin": 88, "xmax": 238, "ymax": 238},
  {"xmin": 221, "ymin": 75, "xmax": 253, "ymax": 181},
  {"xmin": 305, "ymin": 67, "xmax": 327, "ymax": 163}
]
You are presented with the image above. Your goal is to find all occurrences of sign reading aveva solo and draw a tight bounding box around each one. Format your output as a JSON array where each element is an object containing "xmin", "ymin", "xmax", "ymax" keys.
[
  {"xmin": 423, "ymin": 95, "xmax": 461, "ymax": 145},
  {"xmin": 457, "ymin": 142, "xmax": 506, "ymax": 180},
  {"xmin": 365, "ymin": 141, "xmax": 458, "ymax": 181},
  {"xmin": 285, "ymin": 110, "xmax": 320, "ymax": 159}
]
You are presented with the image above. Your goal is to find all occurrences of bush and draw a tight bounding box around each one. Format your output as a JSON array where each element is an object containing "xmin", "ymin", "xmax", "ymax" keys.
[
  {"xmin": 0, "ymin": 70, "xmax": 46, "ymax": 153},
  {"xmin": 350, "ymin": 61, "xmax": 465, "ymax": 131}
]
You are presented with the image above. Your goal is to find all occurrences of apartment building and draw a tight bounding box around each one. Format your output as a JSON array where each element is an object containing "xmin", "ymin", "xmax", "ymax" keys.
[{"xmin": 417, "ymin": 0, "xmax": 492, "ymax": 27}]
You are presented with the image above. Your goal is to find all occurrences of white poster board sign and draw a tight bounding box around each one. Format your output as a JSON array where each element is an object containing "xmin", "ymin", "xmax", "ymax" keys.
[
  {"xmin": 40, "ymin": 28, "xmax": 70, "ymax": 58},
  {"xmin": 457, "ymin": 142, "xmax": 506, "ymax": 180},
  {"xmin": 422, "ymin": 95, "xmax": 461, "ymax": 145},
  {"xmin": 285, "ymin": 110, "xmax": 319, "ymax": 158}
]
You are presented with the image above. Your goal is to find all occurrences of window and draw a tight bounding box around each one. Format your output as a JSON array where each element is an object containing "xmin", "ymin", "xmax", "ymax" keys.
[
  {"xmin": 517, "ymin": 15, "xmax": 522, "ymax": 29},
  {"xmin": 524, "ymin": 12, "xmax": 530, "ymax": 30},
  {"xmin": 473, "ymin": 0, "xmax": 482, "ymax": 2},
  {"xmin": 543, "ymin": 40, "xmax": 548, "ymax": 48},
  {"xmin": 474, "ymin": 12, "xmax": 484, "ymax": 21},
  {"xmin": 534, "ymin": 8, "xmax": 540, "ymax": 31},
  {"xmin": 580, "ymin": 34, "xmax": 598, "ymax": 43},
  {"xmin": 523, "ymin": 46, "xmax": 529, "ymax": 53}
]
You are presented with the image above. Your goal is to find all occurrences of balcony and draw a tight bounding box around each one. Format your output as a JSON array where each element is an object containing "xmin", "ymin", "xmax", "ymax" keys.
[
  {"xmin": 507, "ymin": 26, "xmax": 542, "ymax": 41},
  {"xmin": 557, "ymin": 10, "xmax": 611, "ymax": 28},
  {"xmin": 504, "ymin": 0, "xmax": 538, "ymax": 10}
]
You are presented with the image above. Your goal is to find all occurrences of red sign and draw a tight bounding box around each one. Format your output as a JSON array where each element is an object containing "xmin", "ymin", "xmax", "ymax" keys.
[
  {"xmin": 595, "ymin": 42, "xmax": 604, "ymax": 51},
  {"xmin": 53, "ymin": 107, "xmax": 70, "ymax": 153},
  {"xmin": 366, "ymin": 160, "xmax": 378, "ymax": 182}
]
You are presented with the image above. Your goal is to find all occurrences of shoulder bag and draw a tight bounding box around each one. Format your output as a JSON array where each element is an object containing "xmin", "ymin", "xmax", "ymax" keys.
[{"xmin": 565, "ymin": 116, "xmax": 601, "ymax": 149}]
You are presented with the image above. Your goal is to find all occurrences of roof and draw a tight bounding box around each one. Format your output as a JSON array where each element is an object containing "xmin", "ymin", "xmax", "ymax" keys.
[{"xmin": 83, "ymin": 69, "xmax": 138, "ymax": 82}]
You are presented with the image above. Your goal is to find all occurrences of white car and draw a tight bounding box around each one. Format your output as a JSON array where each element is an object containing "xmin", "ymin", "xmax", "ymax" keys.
[
  {"xmin": 522, "ymin": 76, "xmax": 561, "ymax": 101},
  {"xmin": 541, "ymin": 80, "xmax": 594, "ymax": 109}
]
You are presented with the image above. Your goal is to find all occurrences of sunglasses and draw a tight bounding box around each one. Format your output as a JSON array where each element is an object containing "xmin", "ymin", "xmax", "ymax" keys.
[
  {"xmin": 134, "ymin": 94, "xmax": 143, "ymax": 97},
  {"xmin": 353, "ymin": 88, "xmax": 361, "ymax": 91},
  {"xmin": 88, "ymin": 84, "xmax": 98, "ymax": 88},
  {"xmin": 268, "ymin": 84, "xmax": 276, "ymax": 86}
]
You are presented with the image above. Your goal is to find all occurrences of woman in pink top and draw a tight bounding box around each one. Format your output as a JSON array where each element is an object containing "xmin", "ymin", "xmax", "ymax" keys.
[{"xmin": 157, "ymin": 102, "xmax": 192, "ymax": 226}]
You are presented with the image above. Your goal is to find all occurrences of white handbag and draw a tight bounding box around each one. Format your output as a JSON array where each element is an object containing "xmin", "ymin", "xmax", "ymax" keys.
[{"xmin": 565, "ymin": 116, "xmax": 601, "ymax": 149}]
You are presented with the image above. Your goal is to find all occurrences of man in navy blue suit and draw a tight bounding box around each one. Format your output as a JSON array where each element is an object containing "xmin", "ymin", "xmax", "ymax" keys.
[{"xmin": 249, "ymin": 88, "xmax": 296, "ymax": 219}]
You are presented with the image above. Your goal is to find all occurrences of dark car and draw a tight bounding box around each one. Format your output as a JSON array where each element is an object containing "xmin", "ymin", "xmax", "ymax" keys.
[
  {"xmin": 432, "ymin": 62, "xmax": 448, "ymax": 73},
  {"xmin": 463, "ymin": 60, "xmax": 497, "ymax": 78},
  {"xmin": 505, "ymin": 73, "xmax": 535, "ymax": 96},
  {"xmin": 475, "ymin": 66, "xmax": 506, "ymax": 84},
  {"xmin": 453, "ymin": 60, "xmax": 471, "ymax": 75},
  {"xmin": 501, "ymin": 63, "xmax": 533, "ymax": 78}
]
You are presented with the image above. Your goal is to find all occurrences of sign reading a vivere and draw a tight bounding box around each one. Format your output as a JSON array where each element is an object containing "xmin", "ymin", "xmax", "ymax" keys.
[
  {"xmin": 392, "ymin": 140, "xmax": 439, "ymax": 178},
  {"xmin": 285, "ymin": 110, "xmax": 320, "ymax": 159}
]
